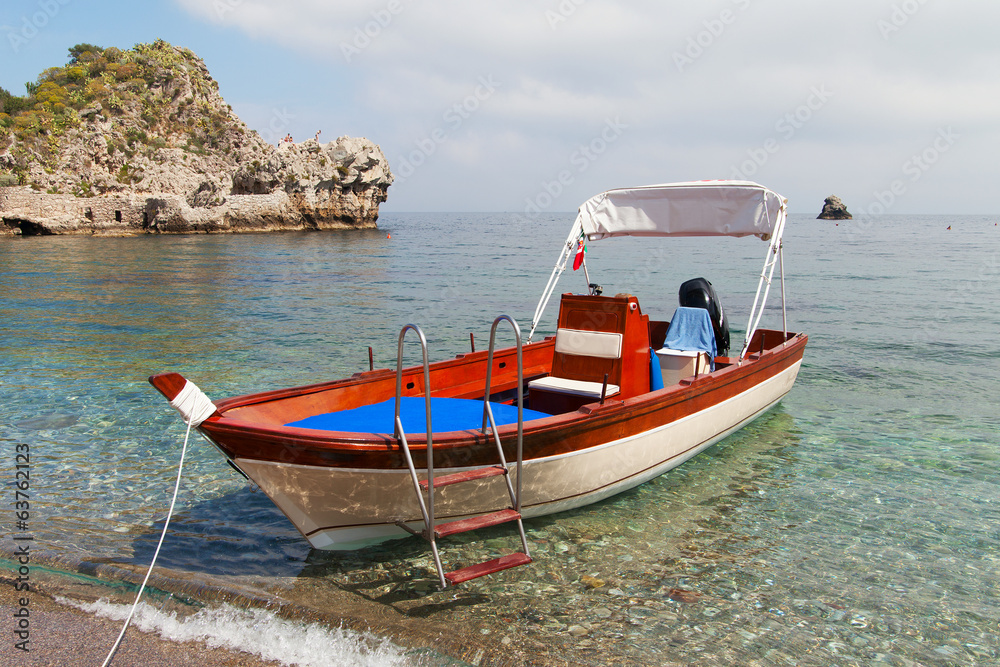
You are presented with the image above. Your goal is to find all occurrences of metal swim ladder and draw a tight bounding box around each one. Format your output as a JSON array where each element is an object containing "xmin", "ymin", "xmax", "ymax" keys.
[{"xmin": 393, "ymin": 316, "xmax": 532, "ymax": 588}]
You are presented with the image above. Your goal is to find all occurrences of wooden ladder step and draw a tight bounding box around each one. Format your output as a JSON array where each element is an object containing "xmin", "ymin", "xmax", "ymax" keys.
[
  {"xmin": 420, "ymin": 465, "xmax": 506, "ymax": 490},
  {"xmin": 434, "ymin": 508, "xmax": 521, "ymax": 539},
  {"xmin": 445, "ymin": 552, "xmax": 533, "ymax": 585}
]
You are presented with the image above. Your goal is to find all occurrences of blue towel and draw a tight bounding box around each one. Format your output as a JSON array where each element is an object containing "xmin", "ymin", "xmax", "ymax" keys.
[
  {"xmin": 286, "ymin": 397, "xmax": 548, "ymax": 434},
  {"xmin": 663, "ymin": 307, "xmax": 717, "ymax": 371}
]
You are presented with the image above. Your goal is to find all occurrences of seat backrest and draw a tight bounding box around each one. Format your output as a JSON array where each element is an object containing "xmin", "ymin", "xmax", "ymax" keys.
[
  {"xmin": 548, "ymin": 326, "xmax": 622, "ymax": 385},
  {"xmin": 554, "ymin": 328, "xmax": 623, "ymax": 358}
]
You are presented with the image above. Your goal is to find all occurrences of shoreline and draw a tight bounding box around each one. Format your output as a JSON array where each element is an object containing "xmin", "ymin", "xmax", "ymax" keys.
[
  {"xmin": 0, "ymin": 574, "xmax": 286, "ymax": 667},
  {"xmin": 0, "ymin": 552, "xmax": 517, "ymax": 666}
]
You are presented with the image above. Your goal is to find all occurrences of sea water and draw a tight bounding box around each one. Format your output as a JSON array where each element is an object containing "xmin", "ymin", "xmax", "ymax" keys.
[{"xmin": 1, "ymin": 213, "xmax": 998, "ymax": 665}]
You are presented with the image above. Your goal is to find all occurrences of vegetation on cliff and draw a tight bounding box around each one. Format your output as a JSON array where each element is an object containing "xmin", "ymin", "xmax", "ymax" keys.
[{"xmin": 0, "ymin": 40, "xmax": 250, "ymax": 194}]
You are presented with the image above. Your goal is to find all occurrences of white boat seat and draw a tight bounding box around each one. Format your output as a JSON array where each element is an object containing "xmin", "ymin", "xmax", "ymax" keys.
[
  {"xmin": 528, "ymin": 375, "xmax": 620, "ymax": 399},
  {"xmin": 529, "ymin": 328, "xmax": 624, "ymax": 400}
]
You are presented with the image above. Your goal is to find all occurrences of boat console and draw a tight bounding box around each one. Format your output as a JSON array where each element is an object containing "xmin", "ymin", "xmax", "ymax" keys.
[
  {"xmin": 528, "ymin": 293, "xmax": 651, "ymax": 414},
  {"xmin": 528, "ymin": 278, "xmax": 732, "ymax": 414}
]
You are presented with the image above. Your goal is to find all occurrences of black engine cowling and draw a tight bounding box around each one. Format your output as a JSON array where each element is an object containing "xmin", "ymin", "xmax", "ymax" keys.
[{"xmin": 678, "ymin": 277, "xmax": 730, "ymax": 356}]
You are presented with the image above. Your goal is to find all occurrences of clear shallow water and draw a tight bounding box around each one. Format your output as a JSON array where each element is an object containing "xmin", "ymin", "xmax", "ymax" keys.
[{"xmin": 1, "ymin": 213, "xmax": 999, "ymax": 665}]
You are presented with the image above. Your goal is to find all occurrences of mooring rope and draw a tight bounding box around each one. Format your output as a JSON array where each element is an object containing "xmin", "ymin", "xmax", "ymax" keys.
[{"xmin": 102, "ymin": 381, "xmax": 214, "ymax": 666}]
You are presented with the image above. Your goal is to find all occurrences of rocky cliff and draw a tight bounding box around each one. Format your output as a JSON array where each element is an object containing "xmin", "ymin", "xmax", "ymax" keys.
[{"xmin": 0, "ymin": 41, "xmax": 392, "ymax": 235}]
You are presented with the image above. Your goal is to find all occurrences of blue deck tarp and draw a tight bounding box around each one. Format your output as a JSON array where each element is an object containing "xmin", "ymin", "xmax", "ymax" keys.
[{"xmin": 286, "ymin": 397, "xmax": 549, "ymax": 434}]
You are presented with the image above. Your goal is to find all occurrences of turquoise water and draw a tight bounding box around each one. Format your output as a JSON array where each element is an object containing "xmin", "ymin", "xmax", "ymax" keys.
[{"xmin": 1, "ymin": 213, "xmax": 998, "ymax": 665}]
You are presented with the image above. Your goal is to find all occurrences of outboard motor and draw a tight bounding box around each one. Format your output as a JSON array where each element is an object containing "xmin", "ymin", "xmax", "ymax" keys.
[{"xmin": 678, "ymin": 277, "xmax": 730, "ymax": 356}]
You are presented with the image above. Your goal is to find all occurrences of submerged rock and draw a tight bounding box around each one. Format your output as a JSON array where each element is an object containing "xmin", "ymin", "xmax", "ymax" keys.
[
  {"xmin": 818, "ymin": 195, "xmax": 852, "ymax": 220},
  {"xmin": 15, "ymin": 413, "xmax": 79, "ymax": 430}
]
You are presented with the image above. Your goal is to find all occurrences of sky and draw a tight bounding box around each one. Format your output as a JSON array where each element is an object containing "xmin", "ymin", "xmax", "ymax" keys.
[{"xmin": 2, "ymin": 0, "xmax": 998, "ymax": 215}]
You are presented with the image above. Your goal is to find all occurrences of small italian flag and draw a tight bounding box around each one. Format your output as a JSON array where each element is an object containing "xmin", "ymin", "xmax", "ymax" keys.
[{"xmin": 572, "ymin": 234, "xmax": 587, "ymax": 270}]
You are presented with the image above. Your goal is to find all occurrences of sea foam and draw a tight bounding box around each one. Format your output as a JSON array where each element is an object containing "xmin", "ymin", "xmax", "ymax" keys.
[{"xmin": 59, "ymin": 597, "xmax": 415, "ymax": 667}]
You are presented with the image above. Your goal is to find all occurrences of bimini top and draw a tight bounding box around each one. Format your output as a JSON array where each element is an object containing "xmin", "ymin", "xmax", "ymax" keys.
[
  {"xmin": 528, "ymin": 180, "xmax": 790, "ymax": 344},
  {"xmin": 576, "ymin": 180, "xmax": 786, "ymax": 241}
]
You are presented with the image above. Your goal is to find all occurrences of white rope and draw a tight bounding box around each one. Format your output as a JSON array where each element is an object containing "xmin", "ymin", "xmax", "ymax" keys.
[
  {"xmin": 169, "ymin": 380, "xmax": 217, "ymax": 427},
  {"xmin": 101, "ymin": 410, "xmax": 196, "ymax": 666}
]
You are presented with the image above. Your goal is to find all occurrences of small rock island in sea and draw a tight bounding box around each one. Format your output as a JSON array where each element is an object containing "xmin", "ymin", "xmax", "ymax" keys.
[
  {"xmin": 0, "ymin": 40, "xmax": 393, "ymax": 236},
  {"xmin": 817, "ymin": 195, "xmax": 852, "ymax": 220}
]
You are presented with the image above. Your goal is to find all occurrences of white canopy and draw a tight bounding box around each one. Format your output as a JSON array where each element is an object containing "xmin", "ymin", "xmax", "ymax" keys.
[
  {"xmin": 528, "ymin": 181, "xmax": 790, "ymax": 360},
  {"xmin": 576, "ymin": 181, "xmax": 786, "ymax": 241}
]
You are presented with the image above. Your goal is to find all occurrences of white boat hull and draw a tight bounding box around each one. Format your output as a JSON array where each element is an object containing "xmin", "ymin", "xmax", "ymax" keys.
[{"xmin": 234, "ymin": 360, "xmax": 802, "ymax": 550}]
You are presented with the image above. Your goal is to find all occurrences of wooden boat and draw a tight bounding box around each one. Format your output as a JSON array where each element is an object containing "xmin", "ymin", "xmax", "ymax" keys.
[{"xmin": 151, "ymin": 181, "xmax": 806, "ymax": 586}]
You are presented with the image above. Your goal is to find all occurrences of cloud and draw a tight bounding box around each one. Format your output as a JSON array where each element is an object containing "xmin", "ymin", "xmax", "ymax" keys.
[{"xmin": 175, "ymin": 0, "xmax": 1000, "ymax": 212}]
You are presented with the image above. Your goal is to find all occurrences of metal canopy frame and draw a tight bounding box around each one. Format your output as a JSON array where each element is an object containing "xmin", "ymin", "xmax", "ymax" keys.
[{"xmin": 527, "ymin": 182, "xmax": 789, "ymax": 363}]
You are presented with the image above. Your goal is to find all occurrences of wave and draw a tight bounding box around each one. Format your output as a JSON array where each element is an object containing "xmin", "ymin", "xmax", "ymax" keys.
[{"xmin": 59, "ymin": 597, "xmax": 416, "ymax": 667}]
